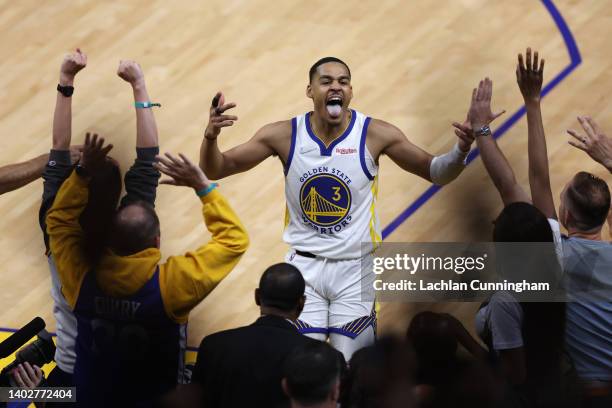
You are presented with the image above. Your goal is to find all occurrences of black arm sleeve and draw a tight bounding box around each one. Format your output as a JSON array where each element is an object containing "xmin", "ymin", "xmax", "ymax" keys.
[
  {"xmin": 119, "ymin": 147, "xmax": 160, "ymax": 208},
  {"xmin": 39, "ymin": 150, "xmax": 74, "ymax": 252}
]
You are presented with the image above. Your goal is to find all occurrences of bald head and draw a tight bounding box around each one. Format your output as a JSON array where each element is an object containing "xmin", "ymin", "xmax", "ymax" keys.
[
  {"xmin": 109, "ymin": 201, "xmax": 160, "ymax": 256},
  {"xmin": 256, "ymin": 263, "xmax": 305, "ymax": 316}
]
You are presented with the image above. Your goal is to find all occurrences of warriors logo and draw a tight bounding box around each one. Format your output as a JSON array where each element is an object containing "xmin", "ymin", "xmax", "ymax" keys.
[{"xmin": 300, "ymin": 174, "xmax": 351, "ymax": 227}]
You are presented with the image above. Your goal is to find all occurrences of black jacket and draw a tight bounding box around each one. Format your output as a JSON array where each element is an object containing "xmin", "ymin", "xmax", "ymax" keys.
[{"xmin": 192, "ymin": 315, "xmax": 320, "ymax": 408}]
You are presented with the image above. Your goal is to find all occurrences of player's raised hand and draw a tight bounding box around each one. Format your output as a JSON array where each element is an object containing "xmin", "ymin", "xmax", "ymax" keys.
[
  {"xmin": 60, "ymin": 48, "xmax": 87, "ymax": 82},
  {"xmin": 154, "ymin": 153, "xmax": 212, "ymax": 191},
  {"xmin": 568, "ymin": 116, "xmax": 612, "ymax": 172},
  {"xmin": 203, "ymin": 91, "xmax": 238, "ymax": 140},
  {"xmin": 80, "ymin": 132, "xmax": 113, "ymax": 173},
  {"xmin": 451, "ymin": 117, "xmax": 474, "ymax": 153},
  {"xmin": 517, "ymin": 47, "xmax": 544, "ymax": 103},
  {"xmin": 117, "ymin": 60, "xmax": 145, "ymax": 88},
  {"xmin": 468, "ymin": 78, "xmax": 506, "ymax": 129}
]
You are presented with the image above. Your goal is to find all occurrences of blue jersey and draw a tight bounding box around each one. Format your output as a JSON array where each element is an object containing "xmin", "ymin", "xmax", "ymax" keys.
[{"xmin": 73, "ymin": 268, "xmax": 186, "ymax": 407}]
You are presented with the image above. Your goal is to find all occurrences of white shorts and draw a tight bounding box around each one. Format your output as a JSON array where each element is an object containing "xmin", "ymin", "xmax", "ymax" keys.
[{"xmin": 285, "ymin": 250, "xmax": 376, "ymax": 338}]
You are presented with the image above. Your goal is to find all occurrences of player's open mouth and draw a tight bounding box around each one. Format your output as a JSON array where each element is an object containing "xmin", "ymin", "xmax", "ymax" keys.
[{"xmin": 326, "ymin": 96, "xmax": 343, "ymax": 119}]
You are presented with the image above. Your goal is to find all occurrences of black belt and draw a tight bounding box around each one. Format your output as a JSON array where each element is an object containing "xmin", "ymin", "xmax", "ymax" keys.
[{"xmin": 295, "ymin": 250, "xmax": 316, "ymax": 258}]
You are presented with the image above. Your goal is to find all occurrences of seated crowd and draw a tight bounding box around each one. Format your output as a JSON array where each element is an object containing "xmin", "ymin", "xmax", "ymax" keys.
[{"xmin": 0, "ymin": 47, "xmax": 610, "ymax": 408}]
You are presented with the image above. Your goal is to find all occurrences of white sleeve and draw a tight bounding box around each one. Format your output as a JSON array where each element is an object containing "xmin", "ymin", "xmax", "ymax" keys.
[
  {"xmin": 429, "ymin": 143, "xmax": 468, "ymax": 185},
  {"xmin": 547, "ymin": 218, "xmax": 564, "ymax": 266},
  {"xmin": 488, "ymin": 294, "xmax": 524, "ymax": 351}
]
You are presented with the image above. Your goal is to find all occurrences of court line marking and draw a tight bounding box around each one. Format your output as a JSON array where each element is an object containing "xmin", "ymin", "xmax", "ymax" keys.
[
  {"xmin": 0, "ymin": 0, "xmax": 580, "ymax": 355},
  {"xmin": 382, "ymin": 0, "xmax": 582, "ymax": 239}
]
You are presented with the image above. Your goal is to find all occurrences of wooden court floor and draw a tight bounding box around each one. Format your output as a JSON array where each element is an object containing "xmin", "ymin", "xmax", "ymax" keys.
[{"xmin": 0, "ymin": 0, "xmax": 610, "ymax": 351}]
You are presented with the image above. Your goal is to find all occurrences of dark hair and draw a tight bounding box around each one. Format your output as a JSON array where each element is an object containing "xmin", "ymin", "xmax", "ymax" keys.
[
  {"xmin": 343, "ymin": 337, "xmax": 415, "ymax": 408},
  {"xmin": 109, "ymin": 201, "xmax": 160, "ymax": 256},
  {"xmin": 258, "ymin": 263, "xmax": 305, "ymax": 311},
  {"xmin": 566, "ymin": 171, "xmax": 611, "ymax": 230},
  {"xmin": 407, "ymin": 311, "xmax": 458, "ymax": 385},
  {"xmin": 493, "ymin": 202, "xmax": 553, "ymax": 242},
  {"xmin": 309, "ymin": 57, "xmax": 351, "ymax": 83},
  {"xmin": 283, "ymin": 342, "xmax": 342, "ymax": 405},
  {"xmin": 80, "ymin": 159, "xmax": 122, "ymax": 263},
  {"xmin": 492, "ymin": 202, "xmax": 566, "ymax": 386}
]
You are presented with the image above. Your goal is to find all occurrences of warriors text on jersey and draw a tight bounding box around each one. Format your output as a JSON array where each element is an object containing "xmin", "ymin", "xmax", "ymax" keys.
[{"xmin": 283, "ymin": 109, "xmax": 381, "ymax": 259}]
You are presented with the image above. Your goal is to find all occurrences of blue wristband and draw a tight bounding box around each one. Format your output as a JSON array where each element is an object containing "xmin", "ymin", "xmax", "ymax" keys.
[
  {"xmin": 196, "ymin": 183, "xmax": 218, "ymax": 197},
  {"xmin": 135, "ymin": 101, "xmax": 161, "ymax": 109}
]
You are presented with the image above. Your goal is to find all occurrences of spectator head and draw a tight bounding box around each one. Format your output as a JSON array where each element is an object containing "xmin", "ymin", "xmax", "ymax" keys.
[
  {"xmin": 109, "ymin": 201, "xmax": 160, "ymax": 256},
  {"xmin": 493, "ymin": 202, "xmax": 563, "ymax": 287},
  {"xmin": 255, "ymin": 263, "xmax": 306, "ymax": 319},
  {"xmin": 80, "ymin": 157, "xmax": 122, "ymax": 262},
  {"xmin": 282, "ymin": 342, "xmax": 343, "ymax": 408},
  {"xmin": 407, "ymin": 312, "xmax": 458, "ymax": 385},
  {"xmin": 559, "ymin": 171, "xmax": 610, "ymax": 233},
  {"xmin": 344, "ymin": 337, "xmax": 416, "ymax": 408},
  {"xmin": 430, "ymin": 358, "xmax": 505, "ymax": 408},
  {"xmin": 493, "ymin": 202, "xmax": 553, "ymax": 242}
]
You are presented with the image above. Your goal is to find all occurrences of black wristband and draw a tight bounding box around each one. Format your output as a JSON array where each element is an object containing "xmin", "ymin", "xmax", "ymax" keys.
[{"xmin": 57, "ymin": 84, "xmax": 74, "ymax": 97}]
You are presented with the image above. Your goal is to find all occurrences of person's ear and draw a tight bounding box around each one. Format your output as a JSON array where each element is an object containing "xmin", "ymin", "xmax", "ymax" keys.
[
  {"xmin": 306, "ymin": 84, "xmax": 313, "ymax": 99},
  {"xmin": 255, "ymin": 288, "xmax": 261, "ymax": 306},
  {"xmin": 155, "ymin": 235, "xmax": 161, "ymax": 249},
  {"xmin": 331, "ymin": 379, "xmax": 340, "ymax": 402},
  {"xmin": 296, "ymin": 295, "xmax": 306, "ymax": 315},
  {"xmin": 281, "ymin": 378, "xmax": 291, "ymax": 397}
]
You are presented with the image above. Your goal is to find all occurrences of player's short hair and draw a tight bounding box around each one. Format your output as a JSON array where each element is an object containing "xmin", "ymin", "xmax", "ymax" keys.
[
  {"xmin": 109, "ymin": 201, "xmax": 160, "ymax": 256},
  {"xmin": 493, "ymin": 202, "xmax": 553, "ymax": 242},
  {"xmin": 258, "ymin": 263, "xmax": 305, "ymax": 311},
  {"xmin": 283, "ymin": 342, "xmax": 342, "ymax": 405},
  {"xmin": 309, "ymin": 57, "xmax": 351, "ymax": 83},
  {"xmin": 566, "ymin": 171, "xmax": 611, "ymax": 230}
]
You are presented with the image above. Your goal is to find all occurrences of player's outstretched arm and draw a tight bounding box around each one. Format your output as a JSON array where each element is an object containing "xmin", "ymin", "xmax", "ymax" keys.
[
  {"xmin": 53, "ymin": 49, "xmax": 86, "ymax": 150},
  {"xmin": 0, "ymin": 154, "xmax": 49, "ymax": 195},
  {"xmin": 154, "ymin": 153, "xmax": 249, "ymax": 323},
  {"xmin": 40, "ymin": 49, "xmax": 85, "ymax": 239},
  {"xmin": 372, "ymin": 119, "xmax": 434, "ymax": 182},
  {"xmin": 458, "ymin": 78, "xmax": 529, "ymax": 205},
  {"xmin": 568, "ymin": 116, "xmax": 612, "ymax": 174},
  {"xmin": 199, "ymin": 92, "xmax": 278, "ymax": 179},
  {"xmin": 518, "ymin": 48, "xmax": 557, "ymax": 219},
  {"xmin": 117, "ymin": 60, "xmax": 161, "ymax": 207},
  {"xmin": 117, "ymin": 60, "xmax": 158, "ymax": 148},
  {"xmin": 378, "ymin": 104, "xmax": 477, "ymax": 185}
]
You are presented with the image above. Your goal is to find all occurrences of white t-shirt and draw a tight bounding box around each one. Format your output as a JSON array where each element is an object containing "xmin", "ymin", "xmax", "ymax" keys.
[{"xmin": 475, "ymin": 291, "xmax": 524, "ymax": 352}]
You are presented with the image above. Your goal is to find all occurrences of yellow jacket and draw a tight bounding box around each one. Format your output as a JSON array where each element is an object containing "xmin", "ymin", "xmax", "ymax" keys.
[{"xmin": 46, "ymin": 170, "xmax": 249, "ymax": 323}]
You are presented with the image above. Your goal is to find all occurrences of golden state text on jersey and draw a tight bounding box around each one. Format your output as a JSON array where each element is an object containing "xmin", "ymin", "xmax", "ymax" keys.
[{"xmin": 283, "ymin": 110, "xmax": 382, "ymax": 260}]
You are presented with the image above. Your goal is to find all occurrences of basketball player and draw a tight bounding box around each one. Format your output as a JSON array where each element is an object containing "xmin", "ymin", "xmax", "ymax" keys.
[{"xmin": 199, "ymin": 57, "xmax": 495, "ymax": 359}]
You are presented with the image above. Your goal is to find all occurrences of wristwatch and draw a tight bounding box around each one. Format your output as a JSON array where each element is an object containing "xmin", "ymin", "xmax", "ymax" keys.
[
  {"xmin": 57, "ymin": 84, "xmax": 74, "ymax": 97},
  {"xmin": 75, "ymin": 164, "xmax": 91, "ymax": 178},
  {"xmin": 475, "ymin": 125, "xmax": 491, "ymax": 137}
]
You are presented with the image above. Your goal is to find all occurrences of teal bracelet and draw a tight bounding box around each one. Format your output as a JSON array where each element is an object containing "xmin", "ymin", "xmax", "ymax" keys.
[
  {"xmin": 196, "ymin": 183, "xmax": 218, "ymax": 197},
  {"xmin": 135, "ymin": 101, "xmax": 161, "ymax": 109}
]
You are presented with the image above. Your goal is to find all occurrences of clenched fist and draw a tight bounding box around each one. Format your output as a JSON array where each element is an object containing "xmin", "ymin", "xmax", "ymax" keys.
[
  {"xmin": 60, "ymin": 48, "xmax": 87, "ymax": 84},
  {"xmin": 117, "ymin": 60, "xmax": 145, "ymax": 87}
]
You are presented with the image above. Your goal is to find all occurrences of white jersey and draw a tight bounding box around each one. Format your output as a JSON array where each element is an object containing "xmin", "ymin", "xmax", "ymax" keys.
[{"xmin": 283, "ymin": 109, "xmax": 381, "ymax": 259}]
